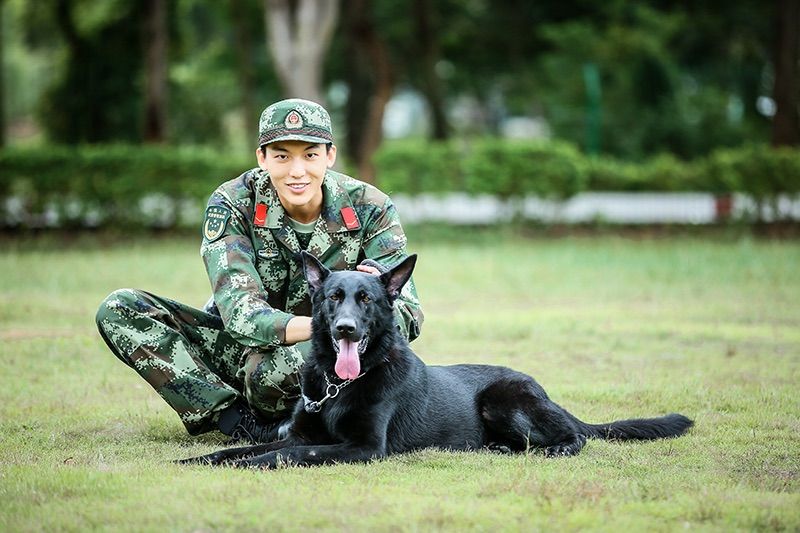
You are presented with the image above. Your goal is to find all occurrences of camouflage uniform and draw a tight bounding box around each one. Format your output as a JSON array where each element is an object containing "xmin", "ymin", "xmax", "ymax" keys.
[{"xmin": 96, "ymin": 99, "xmax": 423, "ymax": 436}]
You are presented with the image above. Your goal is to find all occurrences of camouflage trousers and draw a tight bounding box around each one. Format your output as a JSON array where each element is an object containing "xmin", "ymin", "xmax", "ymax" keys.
[{"xmin": 95, "ymin": 289, "xmax": 308, "ymax": 435}]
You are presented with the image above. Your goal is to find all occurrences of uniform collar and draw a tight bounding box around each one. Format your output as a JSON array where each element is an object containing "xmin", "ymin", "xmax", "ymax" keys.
[{"xmin": 255, "ymin": 170, "xmax": 361, "ymax": 233}]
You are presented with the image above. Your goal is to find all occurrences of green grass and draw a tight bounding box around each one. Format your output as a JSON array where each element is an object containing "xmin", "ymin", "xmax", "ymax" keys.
[{"xmin": 1, "ymin": 230, "xmax": 799, "ymax": 532}]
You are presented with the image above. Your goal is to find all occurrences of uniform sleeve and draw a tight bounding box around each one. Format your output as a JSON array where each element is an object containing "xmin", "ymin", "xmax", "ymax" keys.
[
  {"xmin": 361, "ymin": 197, "xmax": 424, "ymax": 341},
  {"xmin": 200, "ymin": 192, "xmax": 294, "ymax": 348}
]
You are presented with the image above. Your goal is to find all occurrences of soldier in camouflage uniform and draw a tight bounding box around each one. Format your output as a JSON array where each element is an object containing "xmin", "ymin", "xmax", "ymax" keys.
[{"xmin": 96, "ymin": 99, "xmax": 423, "ymax": 442}]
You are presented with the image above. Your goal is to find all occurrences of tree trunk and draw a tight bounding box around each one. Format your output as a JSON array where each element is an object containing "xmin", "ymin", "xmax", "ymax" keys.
[
  {"xmin": 771, "ymin": 0, "xmax": 800, "ymax": 146},
  {"xmin": 0, "ymin": 0, "xmax": 6, "ymax": 148},
  {"xmin": 143, "ymin": 0, "xmax": 168, "ymax": 143},
  {"xmin": 343, "ymin": 0, "xmax": 394, "ymax": 184},
  {"xmin": 264, "ymin": 0, "xmax": 339, "ymax": 104},
  {"xmin": 414, "ymin": 0, "xmax": 449, "ymax": 140},
  {"xmin": 229, "ymin": 0, "xmax": 258, "ymax": 138}
]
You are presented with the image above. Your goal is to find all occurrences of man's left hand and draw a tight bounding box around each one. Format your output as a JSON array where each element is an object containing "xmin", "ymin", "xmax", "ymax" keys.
[
  {"xmin": 356, "ymin": 264, "xmax": 381, "ymax": 276},
  {"xmin": 357, "ymin": 259, "xmax": 387, "ymax": 277}
]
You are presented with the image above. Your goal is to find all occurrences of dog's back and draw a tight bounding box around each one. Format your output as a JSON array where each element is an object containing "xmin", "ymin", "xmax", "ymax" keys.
[{"xmin": 386, "ymin": 363, "xmax": 492, "ymax": 452}]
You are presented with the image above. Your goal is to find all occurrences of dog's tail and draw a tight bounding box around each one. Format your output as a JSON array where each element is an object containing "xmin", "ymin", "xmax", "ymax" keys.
[{"xmin": 574, "ymin": 413, "xmax": 693, "ymax": 441}]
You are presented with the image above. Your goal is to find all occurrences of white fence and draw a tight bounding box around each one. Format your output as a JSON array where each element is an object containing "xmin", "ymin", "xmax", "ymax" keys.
[
  {"xmin": 3, "ymin": 192, "xmax": 800, "ymax": 228},
  {"xmin": 392, "ymin": 192, "xmax": 800, "ymax": 224}
]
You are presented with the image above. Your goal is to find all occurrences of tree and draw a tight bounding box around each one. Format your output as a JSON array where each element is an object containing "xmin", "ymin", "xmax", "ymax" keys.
[
  {"xmin": 229, "ymin": 0, "xmax": 259, "ymax": 137},
  {"xmin": 143, "ymin": 0, "xmax": 169, "ymax": 143},
  {"xmin": 342, "ymin": 0, "xmax": 394, "ymax": 183},
  {"xmin": 38, "ymin": 0, "xmax": 144, "ymax": 143},
  {"xmin": 771, "ymin": 0, "xmax": 800, "ymax": 146},
  {"xmin": 0, "ymin": 0, "xmax": 6, "ymax": 148},
  {"xmin": 413, "ymin": 0, "xmax": 449, "ymax": 139},
  {"xmin": 264, "ymin": 0, "xmax": 339, "ymax": 104}
]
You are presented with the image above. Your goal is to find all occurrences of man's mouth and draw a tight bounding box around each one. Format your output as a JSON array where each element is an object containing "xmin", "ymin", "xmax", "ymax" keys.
[
  {"xmin": 331, "ymin": 335, "xmax": 369, "ymax": 380},
  {"xmin": 287, "ymin": 182, "xmax": 310, "ymax": 193}
]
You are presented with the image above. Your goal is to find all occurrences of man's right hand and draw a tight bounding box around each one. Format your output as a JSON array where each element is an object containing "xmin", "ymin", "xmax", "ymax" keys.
[{"xmin": 284, "ymin": 316, "xmax": 312, "ymax": 344}]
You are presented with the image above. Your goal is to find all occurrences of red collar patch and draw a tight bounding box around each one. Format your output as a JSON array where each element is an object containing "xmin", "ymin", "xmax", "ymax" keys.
[
  {"xmin": 340, "ymin": 207, "xmax": 360, "ymax": 230},
  {"xmin": 254, "ymin": 203, "xmax": 268, "ymax": 227}
]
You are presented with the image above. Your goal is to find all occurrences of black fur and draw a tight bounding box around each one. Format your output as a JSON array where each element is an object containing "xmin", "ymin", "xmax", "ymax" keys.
[{"xmin": 179, "ymin": 253, "xmax": 693, "ymax": 468}]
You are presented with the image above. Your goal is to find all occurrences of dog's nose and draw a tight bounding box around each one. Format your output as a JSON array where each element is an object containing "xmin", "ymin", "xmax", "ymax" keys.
[{"xmin": 335, "ymin": 319, "xmax": 356, "ymax": 336}]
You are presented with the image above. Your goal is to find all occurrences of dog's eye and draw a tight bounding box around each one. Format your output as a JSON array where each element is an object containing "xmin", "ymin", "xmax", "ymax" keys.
[
  {"xmin": 361, "ymin": 294, "xmax": 371, "ymax": 304},
  {"xmin": 329, "ymin": 293, "xmax": 340, "ymax": 302}
]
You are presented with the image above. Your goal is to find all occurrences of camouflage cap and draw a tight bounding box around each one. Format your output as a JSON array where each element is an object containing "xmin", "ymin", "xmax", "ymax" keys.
[{"xmin": 257, "ymin": 98, "xmax": 334, "ymax": 147}]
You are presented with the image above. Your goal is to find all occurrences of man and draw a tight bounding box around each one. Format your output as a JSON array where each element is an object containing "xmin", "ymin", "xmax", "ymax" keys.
[{"xmin": 96, "ymin": 98, "xmax": 423, "ymax": 443}]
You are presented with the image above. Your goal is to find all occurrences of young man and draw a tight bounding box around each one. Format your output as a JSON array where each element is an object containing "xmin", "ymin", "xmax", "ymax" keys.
[{"xmin": 96, "ymin": 99, "xmax": 423, "ymax": 443}]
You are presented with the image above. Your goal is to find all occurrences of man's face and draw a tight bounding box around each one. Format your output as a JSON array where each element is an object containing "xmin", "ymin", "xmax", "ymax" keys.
[{"xmin": 256, "ymin": 141, "xmax": 337, "ymax": 220}]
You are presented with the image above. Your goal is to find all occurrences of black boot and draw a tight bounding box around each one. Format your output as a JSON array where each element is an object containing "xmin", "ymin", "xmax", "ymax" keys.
[{"xmin": 217, "ymin": 401, "xmax": 280, "ymax": 444}]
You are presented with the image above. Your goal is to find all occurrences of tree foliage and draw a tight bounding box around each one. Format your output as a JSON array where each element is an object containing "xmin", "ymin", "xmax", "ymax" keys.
[{"xmin": 1, "ymin": 0, "xmax": 792, "ymax": 162}]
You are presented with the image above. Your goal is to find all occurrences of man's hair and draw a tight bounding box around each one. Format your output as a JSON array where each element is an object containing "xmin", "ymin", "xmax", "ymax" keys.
[{"xmin": 260, "ymin": 143, "xmax": 333, "ymax": 156}]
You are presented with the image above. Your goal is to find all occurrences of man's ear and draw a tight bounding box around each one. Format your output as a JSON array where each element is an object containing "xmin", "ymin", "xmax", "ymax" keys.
[
  {"xmin": 255, "ymin": 146, "xmax": 268, "ymax": 170},
  {"xmin": 380, "ymin": 255, "xmax": 417, "ymax": 300},
  {"xmin": 326, "ymin": 144, "xmax": 337, "ymax": 168},
  {"xmin": 301, "ymin": 251, "xmax": 330, "ymax": 293}
]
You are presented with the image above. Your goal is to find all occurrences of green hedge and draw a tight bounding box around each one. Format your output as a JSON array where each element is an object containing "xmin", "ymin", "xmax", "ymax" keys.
[
  {"xmin": 2, "ymin": 140, "xmax": 799, "ymax": 227},
  {"xmin": 0, "ymin": 145, "xmax": 251, "ymax": 227},
  {"xmin": 375, "ymin": 140, "xmax": 800, "ymax": 201}
]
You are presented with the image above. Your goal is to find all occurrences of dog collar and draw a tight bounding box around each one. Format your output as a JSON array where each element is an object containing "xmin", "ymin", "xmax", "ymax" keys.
[{"xmin": 303, "ymin": 372, "xmax": 365, "ymax": 413}]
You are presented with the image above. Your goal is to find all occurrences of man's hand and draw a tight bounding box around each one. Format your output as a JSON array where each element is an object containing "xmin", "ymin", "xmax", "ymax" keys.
[
  {"xmin": 285, "ymin": 316, "xmax": 312, "ymax": 344},
  {"xmin": 356, "ymin": 264, "xmax": 381, "ymax": 276},
  {"xmin": 357, "ymin": 259, "xmax": 387, "ymax": 277}
]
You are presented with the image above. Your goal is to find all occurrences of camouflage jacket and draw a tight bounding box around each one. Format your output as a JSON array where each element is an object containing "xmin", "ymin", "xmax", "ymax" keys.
[{"xmin": 200, "ymin": 168, "xmax": 423, "ymax": 350}]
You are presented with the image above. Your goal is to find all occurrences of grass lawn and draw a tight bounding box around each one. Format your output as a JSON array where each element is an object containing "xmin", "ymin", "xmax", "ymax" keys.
[{"xmin": 1, "ymin": 229, "xmax": 798, "ymax": 531}]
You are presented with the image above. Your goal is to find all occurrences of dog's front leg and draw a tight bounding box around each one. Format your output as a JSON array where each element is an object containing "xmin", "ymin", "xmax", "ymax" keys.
[
  {"xmin": 176, "ymin": 437, "xmax": 301, "ymax": 466},
  {"xmin": 231, "ymin": 442, "xmax": 386, "ymax": 469}
]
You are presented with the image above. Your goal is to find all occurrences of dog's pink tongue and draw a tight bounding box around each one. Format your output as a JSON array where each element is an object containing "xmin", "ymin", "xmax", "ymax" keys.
[{"xmin": 336, "ymin": 339, "xmax": 361, "ymax": 380}]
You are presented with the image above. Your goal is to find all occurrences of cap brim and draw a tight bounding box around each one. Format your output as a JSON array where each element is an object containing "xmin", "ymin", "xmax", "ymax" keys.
[{"xmin": 261, "ymin": 134, "xmax": 333, "ymax": 146}]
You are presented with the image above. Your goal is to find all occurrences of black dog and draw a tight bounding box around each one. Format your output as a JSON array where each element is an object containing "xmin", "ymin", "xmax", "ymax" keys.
[{"xmin": 180, "ymin": 252, "xmax": 692, "ymax": 468}]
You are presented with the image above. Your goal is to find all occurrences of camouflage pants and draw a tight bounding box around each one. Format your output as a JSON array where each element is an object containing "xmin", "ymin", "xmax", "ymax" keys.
[{"xmin": 95, "ymin": 288, "xmax": 308, "ymax": 435}]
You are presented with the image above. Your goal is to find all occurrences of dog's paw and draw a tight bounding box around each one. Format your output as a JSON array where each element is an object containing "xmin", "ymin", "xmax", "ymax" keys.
[
  {"xmin": 486, "ymin": 442, "xmax": 513, "ymax": 454},
  {"xmin": 174, "ymin": 456, "xmax": 210, "ymax": 466},
  {"xmin": 231, "ymin": 452, "xmax": 284, "ymax": 470},
  {"xmin": 174, "ymin": 452, "xmax": 228, "ymax": 466},
  {"xmin": 544, "ymin": 434, "xmax": 587, "ymax": 457},
  {"xmin": 544, "ymin": 445, "xmax": 572, "ymax": 457}
]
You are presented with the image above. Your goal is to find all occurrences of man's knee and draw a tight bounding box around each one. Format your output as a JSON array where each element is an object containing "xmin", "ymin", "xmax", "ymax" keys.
[
  {"xmin": 95, "ymin": 288, "xmax": 153, "ymax": 364},
  {"xmin": 96, "ymin": 288, "xmax": 144, "ymax": 328},
  {"xmin": 242, "ymin": 347, "xmax": 305, "ymax": 420},
  {"xmin": 243, "ymin": 347, "xmax": 304, "ymax": 394}
]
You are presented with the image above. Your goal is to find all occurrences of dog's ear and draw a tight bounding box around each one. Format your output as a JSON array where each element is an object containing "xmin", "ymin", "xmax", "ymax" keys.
[
  {"xmin": 301, "ymin": 251, "xmax": 330, "ymax": 293},
  {"xmin": 380, "ymin": 254, "xmax": 417, "ymax": 300}
]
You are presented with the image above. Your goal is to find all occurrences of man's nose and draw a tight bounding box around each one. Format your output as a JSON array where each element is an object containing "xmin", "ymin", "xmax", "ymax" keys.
[{"xmin": 289, "ymin": 159, "xmax": 306, "ymax": 177}]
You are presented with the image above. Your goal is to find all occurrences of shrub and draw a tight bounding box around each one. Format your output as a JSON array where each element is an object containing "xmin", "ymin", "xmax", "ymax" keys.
[
  {"xmin": 372, "ymin": 139, "xmax": 463, "ymax": 194},
  {"xmin": 703, "ymin": 144, "xmax": 800, "ymax": 198},
  {"xmin": 463, "ymin": 139, "xmax": 587, "ymax": 199},
  {"xmin": 703, "ymin": 144, "xmax": 800, "ymax": 221},
  {"xmin": 583, "ymin": 156, "xmax": 646, "ymax": 191}
]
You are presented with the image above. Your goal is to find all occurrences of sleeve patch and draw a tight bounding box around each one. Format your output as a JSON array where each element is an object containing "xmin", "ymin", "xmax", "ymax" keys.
[{"xmin": 203, "ymin": 206, "xmax": 231, "ymax": 242}]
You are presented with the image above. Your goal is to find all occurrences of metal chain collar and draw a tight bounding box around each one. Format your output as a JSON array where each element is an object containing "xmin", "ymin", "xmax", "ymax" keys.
[{"xmin": 302, "ymin": 372, "xmax": 365, "ymax": 413}]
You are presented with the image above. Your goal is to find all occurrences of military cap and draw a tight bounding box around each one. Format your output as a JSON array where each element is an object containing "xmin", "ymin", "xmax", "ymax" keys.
[{"xmin": 257, "ymin": 98, "xmax": 334, "ymax": 147}]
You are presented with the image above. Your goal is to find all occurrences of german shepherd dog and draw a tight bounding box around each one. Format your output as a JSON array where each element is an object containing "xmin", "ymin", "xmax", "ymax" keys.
[{"xmin": 179, "ymin": 252, "xmax": 692, "ymax": 468}]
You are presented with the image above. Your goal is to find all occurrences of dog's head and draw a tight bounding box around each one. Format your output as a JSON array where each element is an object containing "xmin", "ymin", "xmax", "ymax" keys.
[{"xmin": 301, "ymin": 251, "xmax": 417, "ymax": 380}]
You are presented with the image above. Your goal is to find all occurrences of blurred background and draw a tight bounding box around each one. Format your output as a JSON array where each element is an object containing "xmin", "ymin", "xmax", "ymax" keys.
[{"xmin": 1, "ymin": 0, "xmax": 798, "ymax": 229}]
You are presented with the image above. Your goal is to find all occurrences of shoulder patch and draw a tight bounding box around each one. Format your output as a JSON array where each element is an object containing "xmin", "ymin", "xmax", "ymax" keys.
[{"xmin": 203, "ymin": 206, "xmax": 231, "ymax": 242}]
